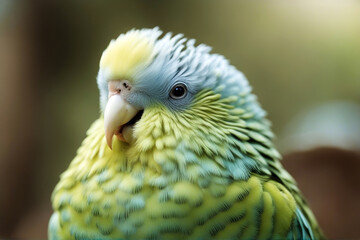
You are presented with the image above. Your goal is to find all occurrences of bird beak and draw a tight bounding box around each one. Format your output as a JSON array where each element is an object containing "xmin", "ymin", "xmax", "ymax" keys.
[{"xmin": 104, "ymin": 93, "xmax": 139, "ymax": 149}]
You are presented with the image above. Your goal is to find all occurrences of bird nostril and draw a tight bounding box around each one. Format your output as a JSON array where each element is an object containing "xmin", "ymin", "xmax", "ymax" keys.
[
  {"xmin": 122, "ymin": 82, "xmax": 132, "ymax": 91},
  {"xmin": 108, "ymin": 80, "xmax": 132, "ymax": 96}
]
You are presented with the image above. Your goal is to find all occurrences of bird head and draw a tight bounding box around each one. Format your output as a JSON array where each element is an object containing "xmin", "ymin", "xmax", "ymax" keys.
[{"xmin": 97, "ymin": 28, "xmax": 272, "ymax": 179}]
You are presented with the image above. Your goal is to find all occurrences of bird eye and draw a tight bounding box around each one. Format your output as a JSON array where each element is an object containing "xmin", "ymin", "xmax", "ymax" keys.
[{"xmin": 170, "ymin": 83, "xmax": 187, "ymax": 99}]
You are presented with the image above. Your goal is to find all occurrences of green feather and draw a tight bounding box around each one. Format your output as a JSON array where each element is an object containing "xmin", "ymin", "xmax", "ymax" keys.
[{"xmin": 49, "ymin": 28, "xmax": 324, "ymax": 240}]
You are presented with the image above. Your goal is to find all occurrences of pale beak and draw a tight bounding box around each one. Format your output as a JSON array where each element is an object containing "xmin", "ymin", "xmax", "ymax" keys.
[{"xmin": 104, "ymin": 94, "xmax": 139, "ymax": 149}]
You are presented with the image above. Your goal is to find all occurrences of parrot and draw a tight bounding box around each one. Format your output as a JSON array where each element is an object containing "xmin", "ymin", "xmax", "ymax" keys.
[{"xmin": 48, "ymin": 27, "xmax": 324, "ymax": 240}]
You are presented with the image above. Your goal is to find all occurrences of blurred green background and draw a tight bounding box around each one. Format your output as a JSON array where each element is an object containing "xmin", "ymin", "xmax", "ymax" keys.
[{"xmin": 0, "ymin": 0, "xmax": 359, "ymax": 239}]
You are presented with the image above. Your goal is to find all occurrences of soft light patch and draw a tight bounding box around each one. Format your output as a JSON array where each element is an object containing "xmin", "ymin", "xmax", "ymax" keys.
[{"xmin": 100, "ymin": 31, "xmax": 154, "ymax": 81}]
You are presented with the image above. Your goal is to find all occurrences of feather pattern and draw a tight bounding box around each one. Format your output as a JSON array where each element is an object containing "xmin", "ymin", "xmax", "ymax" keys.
[{"xmin": 50, "ymin": 28, "xmax": 324, "ymax": 240}]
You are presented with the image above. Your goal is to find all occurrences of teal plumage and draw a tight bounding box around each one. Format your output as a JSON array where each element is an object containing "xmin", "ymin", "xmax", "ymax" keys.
[{"xmin": 49, "ymin": 28, "xmax": 324, "ymax": 240}]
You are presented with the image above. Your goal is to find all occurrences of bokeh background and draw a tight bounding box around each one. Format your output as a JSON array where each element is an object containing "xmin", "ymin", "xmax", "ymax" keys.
[{"xmin": 1, "ymin": 0, "xmax": 360, "ymax": 239}]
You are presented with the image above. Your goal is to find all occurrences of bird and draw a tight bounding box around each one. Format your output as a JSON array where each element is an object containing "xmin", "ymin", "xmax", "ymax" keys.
[{"xmin": 48, "ymin": 27, "xmax": 324, "ymax": 240}]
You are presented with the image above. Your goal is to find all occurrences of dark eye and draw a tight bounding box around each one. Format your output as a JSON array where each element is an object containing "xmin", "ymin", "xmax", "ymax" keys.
[{"xmin": 170, "ymin": 83, "xmax": 187, "ymax": 99}]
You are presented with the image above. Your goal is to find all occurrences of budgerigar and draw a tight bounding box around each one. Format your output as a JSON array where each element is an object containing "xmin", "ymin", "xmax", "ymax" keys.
[{"xmin": 49, "ymin": 28, "xmax": 324, "ymax": 240}]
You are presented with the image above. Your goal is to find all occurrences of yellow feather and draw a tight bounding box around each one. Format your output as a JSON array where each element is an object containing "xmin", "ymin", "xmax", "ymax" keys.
[
  {"xmin": 257, "ymin": 192, "xmax": 274, "ymax": 240},
  {"xmin": 172, "ymin": 181, "xmax": 203, "ymax": 206},
  {"xmin": 50, "ymin": 90, "xmax": 305, "ymax": 239},
  {"xmin": 100, "ymin": 31, "xmax": 154, "ymax": 81},
  {"xmin": 264, "ymin": 181, "xmax": 296, "ymax": 237}
]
